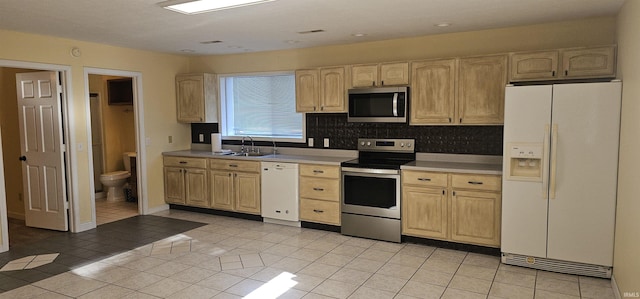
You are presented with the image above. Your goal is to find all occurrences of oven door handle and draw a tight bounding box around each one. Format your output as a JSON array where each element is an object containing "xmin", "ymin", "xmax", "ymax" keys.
[{"xmin": 342, "ymin": 167, "xmax": 399, "ymax": 175}]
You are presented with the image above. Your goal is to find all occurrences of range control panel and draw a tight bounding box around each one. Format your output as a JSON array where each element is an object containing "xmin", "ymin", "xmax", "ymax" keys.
[{"xmin": 357, "ymin": 138, "xmax": 415, "ymax": 153}]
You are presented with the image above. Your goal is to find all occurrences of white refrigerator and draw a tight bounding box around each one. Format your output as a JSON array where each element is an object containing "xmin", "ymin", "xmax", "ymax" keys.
[{"xmin": 501, "ymin": 81, "xmax": 621, "ymax": 278}]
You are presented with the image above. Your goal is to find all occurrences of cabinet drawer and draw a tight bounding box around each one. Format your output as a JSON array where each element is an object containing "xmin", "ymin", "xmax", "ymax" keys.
[
  {"xmin": 299, "ymin": 177, "xmax": 340, "ymax": 202},
  {"xmin": 163, "ymin": 156, "xmax": 207, "ymax": 168},
  {"xmin": 402, "ymin": 170, "xmax": 448, "ymax": 187},
  {"xmin": 300, "ymin": 198, "xmax": 340, "ymax": 225},
  {"xmin": 299, "ymin": 164, "xmax": 340, "ymax": 179},
  {"xmin": 209, "ymin": 159, "xmax": 260, "ymax": 173},
  {"xmin": 451, "ymin": 174, "xmax": 501, "ymax": 191}
]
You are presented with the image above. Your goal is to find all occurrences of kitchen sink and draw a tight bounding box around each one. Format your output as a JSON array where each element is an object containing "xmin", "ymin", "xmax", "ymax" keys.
[{"xmin": 230, "ymin": 152, "xmax": 267, "ymax": 157}]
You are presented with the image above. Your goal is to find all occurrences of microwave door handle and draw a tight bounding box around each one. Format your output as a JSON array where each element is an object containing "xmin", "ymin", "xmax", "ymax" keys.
[{"xmin": 392, "ymin": 93, "xmax": 398, "ymax": 116}]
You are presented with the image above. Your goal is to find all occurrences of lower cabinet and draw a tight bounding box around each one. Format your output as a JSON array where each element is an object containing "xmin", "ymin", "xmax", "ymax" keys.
[
  {"xmin": 209, "ymin": 159, "xmax": 261, "ymax": 215},
  {"xmin": 402, "ymin": 170, "xmax": 502, "ymax": 247},
  {"xmin": 163, "ymin": 157, "xmax": 209, "ymax": 207},
  {"xmin": 299, "ymin": 164, "xmax": 341, "ymax": 225}
]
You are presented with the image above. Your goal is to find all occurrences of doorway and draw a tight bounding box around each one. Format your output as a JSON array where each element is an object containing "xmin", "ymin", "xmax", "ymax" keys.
[{"xmin": 88, "ymin": 75, "xmax": 138, "ymax": 225}]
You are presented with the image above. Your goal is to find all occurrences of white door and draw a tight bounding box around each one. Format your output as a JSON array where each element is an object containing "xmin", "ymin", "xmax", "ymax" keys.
[
  {"xmin": 16, "ymin": 71, "xmax": 68, "ymax": 231},
  {"xmin": 546, "ymin": 82, "xmax": 621, "ymax": 266},
  {"xmin": 501, "ymin": 85, "xmax": 552, "ymax": 258},
  {"xmin": 89, "ymin": 94, "xmax": 104, "ymax": 192}
]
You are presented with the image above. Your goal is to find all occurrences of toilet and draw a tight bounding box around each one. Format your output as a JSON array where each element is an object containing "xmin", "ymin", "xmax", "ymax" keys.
[{"xmin": 100, "ymin": 152, "xmax": 136, "ymax": 201}]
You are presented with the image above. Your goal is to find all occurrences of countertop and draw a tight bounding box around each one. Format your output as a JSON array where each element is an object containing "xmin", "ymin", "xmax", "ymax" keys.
[
  {"xmin": 401, "ymin": 153, "xmax": 503, "ymax": 175},
  {"xmin": 162, "ymin": 150, "xmax": 353, "ymax": 166},
  {"xmin": 164, "ymin": 150, "xmax": 503, "ymax": 174}
]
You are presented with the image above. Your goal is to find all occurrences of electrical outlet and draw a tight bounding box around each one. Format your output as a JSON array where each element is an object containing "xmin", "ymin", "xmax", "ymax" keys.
[
  {"xmin": 168, "ymin": 136, "xmax": 173, "ymax": 143},
  {"xmin": 199, "ymin": 134, "xmax": 204, "ymax": 142},
  {"xmin": 308, "ymin": 138, "xmax": 314, "ymax": 147},
  {"xmin": 323, "ymin": 138, "xmax": 329, "ymax": 148}
]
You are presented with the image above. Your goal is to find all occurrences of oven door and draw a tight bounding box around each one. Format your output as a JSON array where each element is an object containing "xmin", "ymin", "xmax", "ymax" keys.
[{"xmin": 341, "ymin": 167, "xmax": 401, "ymax": 219}]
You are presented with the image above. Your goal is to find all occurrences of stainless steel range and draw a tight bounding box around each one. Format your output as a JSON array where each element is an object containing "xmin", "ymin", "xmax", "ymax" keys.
[{"xmin": 341, "ymin": 138, "xmax": 416, "ymax": 243}]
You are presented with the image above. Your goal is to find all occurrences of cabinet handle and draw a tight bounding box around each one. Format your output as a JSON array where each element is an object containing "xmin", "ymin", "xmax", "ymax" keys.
[
  {"xmin": 453, "ymin": 191, "xmax": 456, "ymax": 196},
  {"xmin": 313, "ymin": 106, "xmax": 317, "ymax": 111},
  {"xmin": 417, "ymin": 178, "xmax": 431, "ymax": 182},
  {"xmin": 229, "ymin": 164, "xmax": 238, "ymax": 168},
  {"xmin": 442, "ymin": 190, "xmax": 445, "ymax": 195},
  {"xmin": 235, "ymin": 173, "xmax": 238, "ymax": 177},
  {"xmin": 448, "ymin": 118, "xmax": 452, "ymax": 123},
  {"xmin": 313, "ymin": 187, "xmax": 325, "ymax": 191},
  {"xmin": 381, "ymin": 80, "xmax": 384, "ymax": 86},
  {"xmin": 179, "ymin": 161, "xmax": 187, "ymax": 164},
  {"xmin": 321, "ymin": 106, "xmax": 324, "ymax": 111},
  {"xmin": 460, "ymin": 118, "xmax": 463, "ymax": 123},
  {"xmin": 313, "ymin": 170, "xmax": 324, "ymax": 174},
  {"xmin": 468, "ymin": 181, "xmax": 484, "ymax": 185},
  {"xmin": 565, "ymin": 70, "xmax": 568, "ymax": 76},
  {"xmin": 313, "ymin": 209, "xmax": 324, "ymax": 213},
  {"xmin": 552, "ymin": 70, "xmax": 556, "ymax": 77},
  {"xmin": 228, "ymin": 173, "xmax": 231, "ymax": 177},
  {"xmin": 372, "ymin": 80, "xmax": 375, "ymax": 86}
]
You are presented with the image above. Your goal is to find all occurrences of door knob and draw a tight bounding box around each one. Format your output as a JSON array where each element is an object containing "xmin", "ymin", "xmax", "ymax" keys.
[{"xmin": 19, "ymin": 156, "xmax": 26, "ymax": 161}]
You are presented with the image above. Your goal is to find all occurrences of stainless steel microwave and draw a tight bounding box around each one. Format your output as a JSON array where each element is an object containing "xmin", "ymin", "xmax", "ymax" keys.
[{"xmin": 347, "ymin": 86, "xmax": 408, "ymax": 123}]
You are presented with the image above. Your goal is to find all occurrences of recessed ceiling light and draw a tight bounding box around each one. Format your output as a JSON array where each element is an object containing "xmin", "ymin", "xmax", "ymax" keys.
[
  {"xmin": 160, "ymin": 0, "xmax": 276, "ymax": 15},
  {"xmin": 435, "ymin": 23, "xmax": 452, "ymax": 27},
  {"xmin": 200, "ymin": 40, "xmax": 223, "ymax": 44},
  {"xmin": 298, "ymin": 29, "xmax": 325, "ymax": 34},
  {"xmin": 352, "ymin": 33, "xmax": 367, "ymax": 37}
]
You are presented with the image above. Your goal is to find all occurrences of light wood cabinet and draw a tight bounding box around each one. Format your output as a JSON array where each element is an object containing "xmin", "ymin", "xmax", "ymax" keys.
[
  {"xmin": 176, "ymin": 73, "xmax": 218, "ymax": 123},
  {"xmin": 296, "ymin": 67, "xmax": 347, "ymax": 113},
  {"xmin": 299, "ymin": 164, "xmax": 341, "ymax": 225},
  {"xmin": 509, "ymin": 45, "xmax": 616, "ymax": 82},
  {"xmin": 457, "ymin": 55, "xmax": 508, "ymax": 125},
  {"xmin": 401, "ymin": 170, "xmax": 502, "ymax": 247},
  {"xmin": 209, "ymin": 159, "xmax": 261, "ymax": 215},
  {"xmin": 410, "ymin": 59, "xmax": 457, "ymax": 125},
  {"xmin": 163, "ymin": 156, "xmax": 208, "ymax": 207},
  {"xmin": 351, "ymin": 62, "xmax": 409, "ymax": 87},
  {"xmin": 410, "ymin": 55, "xmax": 506, "ymax": 125}
]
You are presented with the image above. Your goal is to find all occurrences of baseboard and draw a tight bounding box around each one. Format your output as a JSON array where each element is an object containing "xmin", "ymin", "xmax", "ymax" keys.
[
  {"xmin": 611, "ymin": 274, "xmax": 622, "ymax": 299},
  {"xmin": 7, "ymin": 211, "xmax": 24, "ymax": 220},
  {"xmin": 146, "ymin": 204, "xmax": 169, "ymax": 215}
]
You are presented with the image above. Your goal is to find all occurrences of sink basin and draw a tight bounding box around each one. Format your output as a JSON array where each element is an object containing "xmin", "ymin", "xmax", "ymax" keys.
[{"xmin": 231, "ymin": 152, "xmax": 267, "ymax": 157}]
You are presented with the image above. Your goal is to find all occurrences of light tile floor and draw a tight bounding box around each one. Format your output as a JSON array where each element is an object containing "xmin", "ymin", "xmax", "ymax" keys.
[
  {"xmin": 95, "ymin": 198, "xmax": 139, "ymax": 225},
  {"xmin": 2, "ymin": 209, "xmax": 617, "ymax": 298}
]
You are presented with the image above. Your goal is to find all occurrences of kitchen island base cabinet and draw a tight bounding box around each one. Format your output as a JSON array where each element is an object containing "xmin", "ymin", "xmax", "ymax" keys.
[
  {"xmin": 209, "ymin": 159, "xmax": 261, "ymax": 215},
  {"xmin": 163, "ymin": 156, "xmax": 208, "ymax": 207}
]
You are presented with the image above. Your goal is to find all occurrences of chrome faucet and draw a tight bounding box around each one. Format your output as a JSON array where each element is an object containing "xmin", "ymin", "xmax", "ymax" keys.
[
  {"xmin": 272, "ymin": 139, "xmax": 277, "ymax": 155},
  {"xmin": 241, "ymin": 136, "xmax": 255, "ymax": 153}
]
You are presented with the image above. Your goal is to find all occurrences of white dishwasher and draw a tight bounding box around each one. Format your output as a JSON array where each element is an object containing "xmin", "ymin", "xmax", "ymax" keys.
[{"xmin": 261, "ymin": 162, "xmax": 299, "ymax": 226}]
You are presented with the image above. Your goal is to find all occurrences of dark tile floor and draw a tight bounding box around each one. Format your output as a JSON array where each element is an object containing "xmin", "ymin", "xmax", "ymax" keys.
[{"xmin": 0, "ymin": 215, "xmax": 206, "ymax": 292}]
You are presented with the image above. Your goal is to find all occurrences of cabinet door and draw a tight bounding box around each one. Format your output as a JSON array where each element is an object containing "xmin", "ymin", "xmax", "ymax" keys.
[
  {"xmin": 380, "ymin": 62, "xmax": 409, "ymax": 86},
  {"xmin": 458, "ymin": 55, "xmax": 507, "ymax": 124},
  {"xmin": 235, "ymin": 172, "xmax": 261, "ymax": 214},
  {"xmin": 185, "ymin": 168, "xmax": 208, "ymax": 207},
  {"xmin": 510, "ymin": 51, "xmax": 559, "ymax": 81},
  {"xmin": 295, "ymin": 69, "xmax": 319, "ymax": 112},
  {"xmin": 351, "ymin": 64, "xmax": 378, "ymax": 87},
  {"xmin": 210, "ymin": 170, "xmax": 234, "ymax": 211},
  {"xmin": 450, "ymin": 190, "xmax": 501, "ymax": 247},
  {"xmin": 164, "ymin": 167, "xmax": 185, "ymax": 204},
  {"xmin": 561, "ymin": 46, "xmax": 616, "ymax": 79},
  {"xmin": 410, "ymin": 59, "xmax": 456, "ymax": 125},
  {"xmin": 176, "ymin": 74, "xmax": 205, "ymax": 123},
  {"xmin": 402, "ymin": 186, "xmax": 447, "ymax": 240},
  {"xmin": 319, "ymin": 67, "xmax": 346, "ymax": 112}
]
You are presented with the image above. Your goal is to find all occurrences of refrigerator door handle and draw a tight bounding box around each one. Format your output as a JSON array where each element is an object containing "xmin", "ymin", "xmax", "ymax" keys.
[
  {"xmin": 543, "ymin": 124, "xmax": 550, "ymax": 199},
  {"xmin": 550, "ymin": 124, "xmax": 559, "ymax": 199}
]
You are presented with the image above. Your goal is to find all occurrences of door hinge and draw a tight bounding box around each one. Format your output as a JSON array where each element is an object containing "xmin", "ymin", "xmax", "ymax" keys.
[
  {"xmin": 64, "ymin": 201, "xmax": 69, "ymax": 210},
  {"xmin": 61, "ymin": 144, "xmax": 66, "ymax": 152}
]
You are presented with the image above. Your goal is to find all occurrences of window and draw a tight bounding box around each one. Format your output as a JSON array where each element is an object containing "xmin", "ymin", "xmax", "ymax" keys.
[{"xmin": 219, "ymin": 72, "xmax": 304, "ymax": 141}]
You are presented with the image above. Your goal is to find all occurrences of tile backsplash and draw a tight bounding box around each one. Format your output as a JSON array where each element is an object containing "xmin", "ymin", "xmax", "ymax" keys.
[
  {"xmin": 305, "ymin": 113, "xmax": 503, "ymax": 155},
  {"xmin": 191, "ymin": 114, "xmax": 504, "ymax": 155}
]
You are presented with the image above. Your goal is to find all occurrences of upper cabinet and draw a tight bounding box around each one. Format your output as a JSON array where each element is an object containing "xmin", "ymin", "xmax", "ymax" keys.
[
  {"xmin": 410, "ymin": 55, "xmax": 507, "ymax": 125},
  {"xmin": 351, "ymin": 62, "xmax": 409, "ymax": 88},
  {"xmin": 176, "ymin": 73, "xmax": 218, "ymax": 123},
  {"xmin": 458, "ymin": 55, "xmax": 508, "ymax": 125},
  {"xmin": 296, "ymin": 66, "xmax": 347, "ymax": 113},
  {"xmin": 509, "ymin": 45, "xmax": 616, "ymax": 82}
]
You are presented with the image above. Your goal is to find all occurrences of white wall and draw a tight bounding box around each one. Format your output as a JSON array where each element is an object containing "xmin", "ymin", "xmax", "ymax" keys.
[{"xmin": 613, "ymin": 0, "xmax": 640, "ymax": 294}]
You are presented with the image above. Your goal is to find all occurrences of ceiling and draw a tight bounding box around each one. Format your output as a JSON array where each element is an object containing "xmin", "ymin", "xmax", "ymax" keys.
[{"xmin": 0, "ymin": 0, "xmax": 624, "ymax": 56}]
